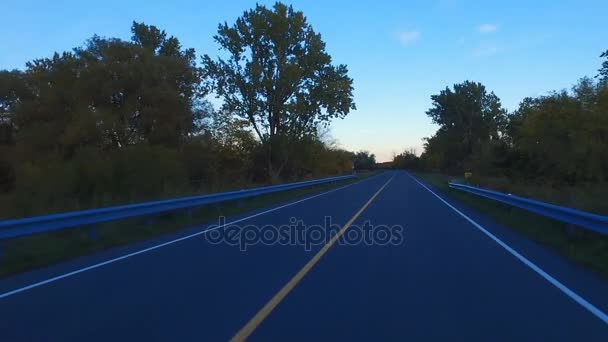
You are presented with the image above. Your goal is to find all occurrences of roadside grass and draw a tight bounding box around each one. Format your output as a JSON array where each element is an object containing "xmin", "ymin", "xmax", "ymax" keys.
[
  {"xmin": 0, "ymin": 171, "xmax": 379, "ymax": 279},
  {"xmin": 0, "ymin": 177, "xmax": 343, "ymax": 220},
  {"xmin": 462, "ymin": 175, "xmax": 608, "ymax": 216},
  {"xmin": 415, "ymin": 173, "xmax": 608, "ymax": 278}
]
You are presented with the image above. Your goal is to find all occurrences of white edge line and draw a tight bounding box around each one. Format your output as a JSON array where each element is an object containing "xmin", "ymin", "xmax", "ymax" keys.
[
  {"xmin": 406, "ymin": 172, "xmax": 608, "ymax": 325},
  {"xmin": 0, "ymin": 173, "xmax": 386, "ymax": 300}
]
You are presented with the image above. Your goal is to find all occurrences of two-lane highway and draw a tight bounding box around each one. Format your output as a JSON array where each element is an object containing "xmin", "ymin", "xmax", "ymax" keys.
[{"xmin": 0, "ymin": 171, "xmax": 607, "ymax": 341}]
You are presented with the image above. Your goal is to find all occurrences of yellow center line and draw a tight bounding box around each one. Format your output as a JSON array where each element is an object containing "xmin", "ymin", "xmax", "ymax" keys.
[{"xmin": 230, "ymin": 176, "xmax": 394, "ymax": 342}]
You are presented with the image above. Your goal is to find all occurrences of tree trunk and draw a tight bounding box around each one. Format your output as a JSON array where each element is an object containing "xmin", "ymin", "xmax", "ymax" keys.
[{"xmin": 266, "ymin": 141, "xmax": 288, "ymax": 184}]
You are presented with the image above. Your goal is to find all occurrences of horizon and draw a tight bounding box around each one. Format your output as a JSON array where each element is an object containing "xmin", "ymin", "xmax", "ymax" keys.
[{"xmin": 3, "ymin": 0, "xmax": 607, "ymax": 161}]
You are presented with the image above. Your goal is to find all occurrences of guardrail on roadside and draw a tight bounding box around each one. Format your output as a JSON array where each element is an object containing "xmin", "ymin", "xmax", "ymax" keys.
[
  {"xmin": 0, "ymin": 175, "xmax": 356, "ymax": 240},
  {"xmin": 448, "ymin": 182, "xmax": 608, "ymax": 236}
]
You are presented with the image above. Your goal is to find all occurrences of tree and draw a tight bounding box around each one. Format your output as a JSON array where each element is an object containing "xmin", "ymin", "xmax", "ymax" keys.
[
  {"xmin": 0, "ymin": 70, "xmax": 28, "ymax": 147},
  {"xmin": 0, "ymin": 70, "xmax": 26, "ymax": 192},
  {"xmin": 598, "ymin": 50, "xmax": 608, "ymax": 84},
  {"xmin": 203, "ymin": 2, "xmax": 355, "ymax": 180},
  {"xmin": 392, "ymin": 148, "xmax": 420, "ymax": 170},
  {"xmin": 0, "ymin": 19, "xmax": 360, "ymax": 218},
  {"xmin": 0, "ymin": 22, "xmax": 208, "ymax": 216},
  {"xmin": 507, "ymin": 78, "xmax": 608, "ymax": 183},
  {"xmin": 75, "ymin": 22, "xmax": 200, "ymax": 149},
  {"xmin": 424, "ymin": 81, "xmax": 507, "ymax": 172},
  {"xmin": 353, "ymin": 151, "xmax": 376, "ymax": 170},
  {"xmin": 10, "ymin": 21, "xmax": 201, "ymax": 162}
]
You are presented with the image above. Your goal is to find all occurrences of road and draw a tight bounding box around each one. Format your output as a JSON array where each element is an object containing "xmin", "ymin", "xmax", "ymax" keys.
[{"xmin": 0, "ymin": 171, "xmax": 607, "ymax": 341}]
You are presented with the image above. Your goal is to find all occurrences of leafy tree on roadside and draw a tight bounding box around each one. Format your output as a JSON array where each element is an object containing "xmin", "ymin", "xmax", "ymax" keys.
[
  {"xmin": 202, "ymin": 2, "xmax": 356, "ymax": 181},
  {"xmin": 598, "ymin": 50, "xmax": 608, "ymax": 84},
  {"xmin": 353, "ymin": 151, "xmax": 376, "ymax": 170},
  {"xmin": 11, "ymin": 21, "xmax": 200, "ymax": 162},
  {"xmin": 507, "ymin": 78, "xmax": 608, "ymax": 183},
  {"xmin": 423, "ymin": 81, "xmax": 507, "ymax": 172},
  {"xmin": 0, "ymin": 22, "xmax": 205, "ymax": 215},
  {"xmin": 75, "ymin": 22, "xmax": 200, "ymax": 149},
  {"xmin": 392, "ymin": 149, "xmax": 420, "ymax": 170},
  {"xmin": 0, "ymin": 70, "xmax": 27, "ymax": 192}
]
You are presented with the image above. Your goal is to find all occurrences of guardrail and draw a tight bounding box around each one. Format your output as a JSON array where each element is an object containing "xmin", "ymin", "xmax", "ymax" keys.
[
  {"xmin": 448, "ymin": 183, "xmax": 608, "ymax": 235},
  {"xmin": 0, "ymin": 175, "xmax": 355, "ymax": 240}
]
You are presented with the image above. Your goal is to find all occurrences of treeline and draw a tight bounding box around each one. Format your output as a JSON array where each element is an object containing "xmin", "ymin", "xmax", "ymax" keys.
[
  {"xmin": 395, "ymin": 51, "xmax": 608, "ymax": 186},
  {"xmin": 0, "ymin": 3, "xmax": 356, "ymax": 218},
  {"xmin": 353, "ymin": 151, "xmax": 376, "ymax": 170}
]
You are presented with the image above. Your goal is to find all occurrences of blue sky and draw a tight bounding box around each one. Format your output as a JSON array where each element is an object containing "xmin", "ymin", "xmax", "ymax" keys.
[{"xmin": 3, "ymin": 0, "xmax": 607, "ymax": 161}]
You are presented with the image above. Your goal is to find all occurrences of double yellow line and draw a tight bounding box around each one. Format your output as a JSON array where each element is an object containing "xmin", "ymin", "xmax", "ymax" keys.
[{"xmin": 231, "ymin": 176, "xmax": 394, "ymax": 341}]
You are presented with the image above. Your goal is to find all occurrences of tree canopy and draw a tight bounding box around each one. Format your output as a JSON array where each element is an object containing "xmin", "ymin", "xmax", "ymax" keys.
[
  {"xmin": 422, "ymin": 81, "xmax": 507, "ymax": 172},
  {"xmin": 408, "ymin": 65, "xmax": 608, "ymax": 186},
  {"xmin": 353, "ymin": 151, "xmax": 376, "ymax": 170},
  {"xmin": 202, "ymin": 2, "xmax": 355, "ymax": 179},
  {"xmin": 598, "ymin": 50, "xmax": 608, "ymax": 84},
  {"xmin": 5, "ymin": 22, "xmax": 201, "ymax": 164},
  {"xmin": 507, "ymin": 77, "xmax": 608, "ymax": 182},
  {"xmin": 0, "ymin": 12, "xmax": 357, "ymax": 218}
]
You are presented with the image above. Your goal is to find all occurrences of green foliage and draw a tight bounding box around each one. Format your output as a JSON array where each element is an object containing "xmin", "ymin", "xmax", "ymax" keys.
[
  {"xmin": 7, "ymin": 145, "xmax": 187, "ymax": 218},
  {"xmin": 6, "ymin": 21, "xmax": 200, "ymax": 164},
  {"xmin": 202, "ymin": 2, "xmax": 355, "ymax": 179},
  {"xmin": 353, "ymin": 151, "xmax": 376, "ymax": 170},
  {"xmin": 598, "ymin": 50, "xmax": 608, "ymax": 84},
  {"xmin": 421, "ymin": 81, "xmax": 507, "ymax": 173},
  {"xmin": 280, "ymin": 136, "xmax": 354, "ymax": 179},
  {"xmin": 392, "ymin": 149, "xmax": 420, "ymax": 170},
  {"xmin": 507, "ymin": 77, "xmax": 608, "ymax": 183},
  {"xmin": 0, "ymin": 70, "xmax": 26, "ymax": 192},
  {"xmin": 0, "ymin": 15, "xmax": 357, "ymax": 219},
  {"xmin": 419, "ymin": 71, "xmax": 608, "ymax": 186}
]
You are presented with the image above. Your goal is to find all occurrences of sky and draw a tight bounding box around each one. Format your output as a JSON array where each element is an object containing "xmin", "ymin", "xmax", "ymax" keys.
[{"xmin": 3, "ymin": 0, "xmax": 607, "ymax": 161}]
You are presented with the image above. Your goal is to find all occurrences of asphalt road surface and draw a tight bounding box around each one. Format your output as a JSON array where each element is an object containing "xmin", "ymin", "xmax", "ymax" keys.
[{"xmin": 1, "ymin": 171, "xmax": 607, "ymax": 341}]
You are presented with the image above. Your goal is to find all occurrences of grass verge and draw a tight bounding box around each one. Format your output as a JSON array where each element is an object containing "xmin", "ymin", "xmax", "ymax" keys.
[
  {"xmin": 415, "ymin": 173, "xmax": 608, "ymax": 278},
  {"xmin": 0, "ymin": 171, "xmax": 379, "ymax": 279},
  {"xmin": 462, "ymin": 175, "xmax": 608, "ymax": 216}
]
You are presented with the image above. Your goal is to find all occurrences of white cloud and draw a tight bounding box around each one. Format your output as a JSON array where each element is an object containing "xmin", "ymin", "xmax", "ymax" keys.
[
  {"xmin": 398, "ymin": 30, "xmax": 421, "ymax": 45},
  {"xmin": 478, "ymin": 24, "xmax": 497, "ymax": 33}
]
